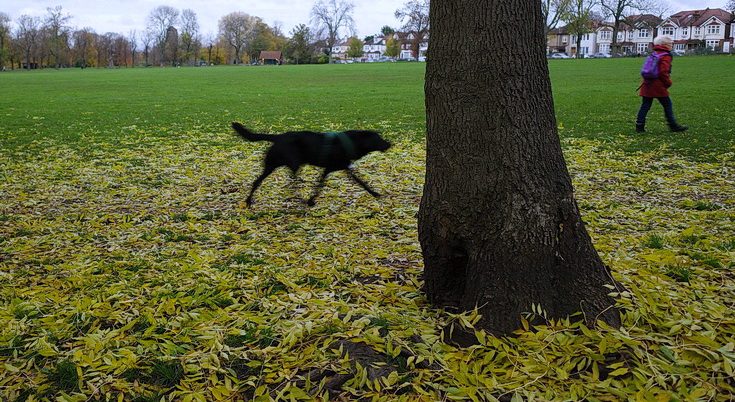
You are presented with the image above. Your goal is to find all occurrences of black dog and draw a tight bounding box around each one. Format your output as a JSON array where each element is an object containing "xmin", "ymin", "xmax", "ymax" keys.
[{"xmin": 231, "ymin": 122, "xmax": 391, "ymax": 206}]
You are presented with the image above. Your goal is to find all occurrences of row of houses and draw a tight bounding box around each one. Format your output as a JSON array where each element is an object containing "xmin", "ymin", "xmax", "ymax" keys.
[
  {"xmin": 332, "ymin": 32, "xmax": 429, "ymax": 61},
  {"xmin": 548, "ymin": 8, "xmax": 734, "ymax": 57},
  {"xmin": 314, "ymin": 8, "xmax": 731, "ymax": 62}
]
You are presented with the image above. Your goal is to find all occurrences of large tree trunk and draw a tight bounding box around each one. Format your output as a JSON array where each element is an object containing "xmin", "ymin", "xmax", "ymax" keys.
[{"xmin": 419, "ymin": 0, "xmax": 621, "ymax": 336}]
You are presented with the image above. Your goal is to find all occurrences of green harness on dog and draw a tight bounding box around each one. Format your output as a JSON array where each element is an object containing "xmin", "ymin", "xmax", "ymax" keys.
[{"xmin": 322, "ymin": 132, "xmax": 357, "ymax": 162}]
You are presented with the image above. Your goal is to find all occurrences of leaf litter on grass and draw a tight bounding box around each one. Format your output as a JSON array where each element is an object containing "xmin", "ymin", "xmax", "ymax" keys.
[{"xmin": 1, "ymin": 128, "xmax": 734, "ymax": 400}]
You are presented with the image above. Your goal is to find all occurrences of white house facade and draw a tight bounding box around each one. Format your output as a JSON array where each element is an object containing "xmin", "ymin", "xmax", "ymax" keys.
[
  {"xmin": 548, "ymin": 8, "xmax": 733, "ymax": 56},
  {"xmin": 658, "ymin": 9, "xmax": 733, "ymax": 53}
]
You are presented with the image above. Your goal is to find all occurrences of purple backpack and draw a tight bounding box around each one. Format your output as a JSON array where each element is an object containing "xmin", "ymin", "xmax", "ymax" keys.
[{"xmin": 641, "ymin": 51, "xmax": 668, "ymax": 80}]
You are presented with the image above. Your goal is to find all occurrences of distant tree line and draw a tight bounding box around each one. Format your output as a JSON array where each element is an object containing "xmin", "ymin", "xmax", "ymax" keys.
[{"xmin": 0, "ymin": 0, "xmax": 430, "ymax": 70}]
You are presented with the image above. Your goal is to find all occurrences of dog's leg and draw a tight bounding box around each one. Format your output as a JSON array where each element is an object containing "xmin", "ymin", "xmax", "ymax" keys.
[
  {"xmin": 246, "ymin": 166, "xmax": 277, "ymax": 206},
  {"xmin": 288, "ymin": 169, "xmax": 303, "ymax": 202},
  {"xmin": 347, "ymin": 168, "xmax": 381, "ymax": 198},
  {"xmin": 307, "ymin": 170, "xmax": 332, "ymax": 206}
]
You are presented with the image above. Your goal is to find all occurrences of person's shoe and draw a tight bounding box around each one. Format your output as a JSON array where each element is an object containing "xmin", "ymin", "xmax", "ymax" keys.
[
  {"xmin": 636, "ymin": 124, "xmax": 645, "ymax": 133},
  {"xmin": 670, "ymin": 124, "xmax": 688, "ymax": 132}
]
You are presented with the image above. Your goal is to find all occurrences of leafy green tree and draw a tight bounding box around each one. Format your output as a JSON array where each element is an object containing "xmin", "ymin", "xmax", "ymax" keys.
[
  {"xmin": 285, "ymin": 24, "xmax": 312, "ymax": 64},
  {"xmin": 0, "ymin": 12, "xmax": 11, "ymax": 68},
  {"xmin": 385, "ymin": 37, "xmax": 401, "ymax": 59},
  {"xmin": 346, "ymin": 36, "xmax": 364, "ymax": 59},
  {"xmin": 248, "ymin": 19, "xmax": 286, "ymax": 63},
  {"xmin": 564, "ymin": 0, "xmax": 598, "ymax": 58}
]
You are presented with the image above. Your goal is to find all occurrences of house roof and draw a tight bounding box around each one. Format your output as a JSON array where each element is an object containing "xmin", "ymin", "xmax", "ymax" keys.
[
  {"xmin": 622, "ymin": 14, "xmax": 663, "ymax": 30},
  {"xmin": 259, "ymin": 51, "xmax": 282, "ymax": 60},
  {"xmin": 548, "ymin": 27, "xmax": 569, "ymax": 35},
  {"xmin": 667, "ymin": 8, "xmax": 732, "ymax": 27}
]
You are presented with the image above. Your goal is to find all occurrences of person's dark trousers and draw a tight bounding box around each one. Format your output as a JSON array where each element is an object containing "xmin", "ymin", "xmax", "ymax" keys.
[{"xmin": 636, "ymin": 96, "xmax": 686, "ymax": 132}]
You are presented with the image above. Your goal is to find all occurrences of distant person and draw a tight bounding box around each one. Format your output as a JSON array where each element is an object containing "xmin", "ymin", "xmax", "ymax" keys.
[{"xmin": 636, "ymin": 35, "xmax": 687, "ymax": 133}]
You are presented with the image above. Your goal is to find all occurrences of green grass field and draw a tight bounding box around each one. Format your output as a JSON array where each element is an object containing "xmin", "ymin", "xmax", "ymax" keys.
[
  {"xmin": 3, "ymin": 57, "xmax": 734, "ymax": 156},
  {"xmin": 1, "ymin": 58, "xmax": 735, "ymax": 400}
]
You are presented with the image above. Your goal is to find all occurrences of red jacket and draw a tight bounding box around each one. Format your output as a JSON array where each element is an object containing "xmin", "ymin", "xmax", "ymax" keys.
[{"xmin": 639, "ymin": 45, "xmax": 673, "ymax": 98}]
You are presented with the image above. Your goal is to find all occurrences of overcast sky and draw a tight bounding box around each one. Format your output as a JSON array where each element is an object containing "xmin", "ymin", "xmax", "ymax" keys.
[{"xmin": 2, "ymin": 0, "xmax": 730, "ymax": 39}]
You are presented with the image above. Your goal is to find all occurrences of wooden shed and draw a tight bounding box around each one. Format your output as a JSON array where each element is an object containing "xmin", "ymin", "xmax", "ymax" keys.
[{"xmin": 259, "ymin": 51, "xmax": 283, "ymax": 65}]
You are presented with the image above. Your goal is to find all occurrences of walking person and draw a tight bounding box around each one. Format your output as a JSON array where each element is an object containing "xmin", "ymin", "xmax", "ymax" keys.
[{"xmin": 636, "ymin": 35, "xmax": 688, "ymax": 133}]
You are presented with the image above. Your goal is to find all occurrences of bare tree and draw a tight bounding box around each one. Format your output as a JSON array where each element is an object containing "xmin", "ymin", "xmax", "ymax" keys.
[
  {"xmin": 599, "ymin": 0, "xmax": 655, "ymax": 56},
  {"xmin": 204, "ymin": 31, "xmax": 216, "ymax": 65},
  {"xmin": 218, "ymin": 12, "xmax": 256, "ymax": 64},
  {"xmin": 141, "ymin": 29, "xmax": 155, "ymax": 66},
  {"xmin": 395, "ymin": 0, "xmax": 429, "ymax": 59},
  {"xmin": 420, "ymin": 0, "xmax": 621, "ymax": 336},
  {"xmin": 648, "ymin": 0, "xmax": 672, "ymax": 18},
  {"xmin": 44, "ymin": 6, "xmax": 72, "ymax": 68},
  {"xmin": 542, "ymin": 0, "xmax": 573, "ymax": 33},
  {"xmin": 310, "ymin": 0, "xmax": 355, "ymax": 63},
  {"xmin": 180, "ymin": 9, "xmax": 200, "ymax": 66},
  {"xmin": 129, "ymin": 30, "xmax": 138, "ymax": 67},
  {"xmin": 15, "ymin": 15, "xmax": 42, "ymax": 70},
  {"xmin": 147, "ymin": 5, "xmax": 179, "ymax": 64},
  {"xmin": 727, "ymin": 0, "xmax": 735, "ymax": 13}
]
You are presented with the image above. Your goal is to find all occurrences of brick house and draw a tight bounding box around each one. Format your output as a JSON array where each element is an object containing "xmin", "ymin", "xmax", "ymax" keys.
[{"xmin": 547, "ymin": 27, "xmax": 571, "ymax": 55}]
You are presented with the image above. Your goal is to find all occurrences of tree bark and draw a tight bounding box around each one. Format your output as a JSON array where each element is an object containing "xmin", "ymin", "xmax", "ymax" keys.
[{"xmin": 419, "ymin": 0, "xmax": 621, "ymax": 335}]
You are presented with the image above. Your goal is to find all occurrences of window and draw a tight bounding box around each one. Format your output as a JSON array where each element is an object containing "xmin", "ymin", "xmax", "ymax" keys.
[
  {"xmin": 707, "ymin": 25, "xmax": 721, "ymax": 35},
  {"xmin": 661, "ymin": 27, "xmax": 674, "ymax": 36},
  {"xmin": 694, "ymin": 27, "xmax": 701, "ymax": 36},
  {"xmin": 706, "ymin": 40, "xmax": 718, "ymax": 50},
  {"xmin": 682, "ymin": 28, "xmax": 689, "ymax": 37},
  {"xmin": 600, "ymin": 30, "xmax": 611, "ymax": 40},
  {"xmin": 637, "ymin": 43, "xmax": 649, "ymax": 53},
  {"xmin": 638, "ymin": 29, "xmax": 650, "ymax": 38}
]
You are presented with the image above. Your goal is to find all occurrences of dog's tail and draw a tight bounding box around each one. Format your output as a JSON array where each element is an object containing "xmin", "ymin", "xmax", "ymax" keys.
[{"xmin": 231, "ymin": 122, "xmax": 276, "ymax": 142}]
